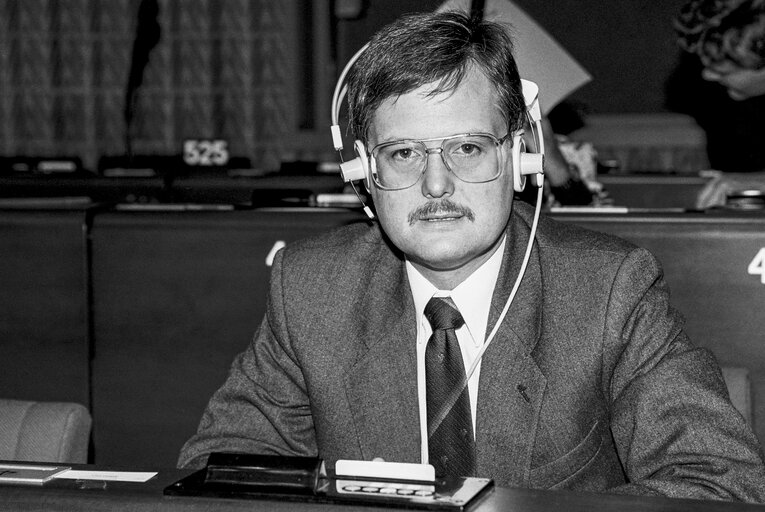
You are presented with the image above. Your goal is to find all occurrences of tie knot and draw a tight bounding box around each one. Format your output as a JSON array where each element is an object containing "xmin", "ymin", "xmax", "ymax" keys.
[{"xmin": 424, "ymin": 297, "xmax": 465, "ymax": 331}]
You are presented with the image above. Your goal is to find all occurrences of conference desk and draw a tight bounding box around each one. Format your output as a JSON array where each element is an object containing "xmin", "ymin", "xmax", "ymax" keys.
[
  {"xmin": 597, "ymin": 174, "xmax": 712, "ymax": 210},
  {"xmin": 2, "ymin": 202, "xmax": 765, "ymax": 468},
  {"xmin": 0, "ymin": 465, "xmax": 762, "ymax": 512},
  {"xmin": 0, "ymin": 200, "xmax": 92, "ymax": 406},
  {"xmin": 86, "ymin": 206, "xmax": 765, "ymax": 468}
]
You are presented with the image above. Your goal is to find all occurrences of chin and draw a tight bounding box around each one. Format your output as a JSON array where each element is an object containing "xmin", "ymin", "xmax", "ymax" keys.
[{"xmin": 406, "ymin": 244, "xmax": 476, "ymax": 271}]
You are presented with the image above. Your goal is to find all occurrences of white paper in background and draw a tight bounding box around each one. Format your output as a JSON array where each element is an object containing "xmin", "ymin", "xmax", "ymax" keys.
[
  {"xmin": 437, "ymin": 0, "xmax": 592, "ymax": 113},
  {"xmin": 53, "ymin": 470, "xmax": 157, "ymax": 482}
]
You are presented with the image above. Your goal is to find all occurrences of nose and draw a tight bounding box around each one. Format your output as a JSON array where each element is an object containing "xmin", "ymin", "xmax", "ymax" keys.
[{"xmin": 420, "ymin": 149, "xmax": 455, "ymax": 198}]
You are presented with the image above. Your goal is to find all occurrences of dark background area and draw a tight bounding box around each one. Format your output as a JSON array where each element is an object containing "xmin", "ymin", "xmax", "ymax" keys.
[
  {"xmin": 0, "ymin": 0, "xmax": 692, "ymax": 177},
  {"xmin": 335, "ymin": 0, "xmax": 687, "ymax": 114}
]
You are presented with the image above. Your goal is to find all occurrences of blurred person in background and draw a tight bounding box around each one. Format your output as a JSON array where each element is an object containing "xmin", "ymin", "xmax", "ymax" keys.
[{"xmin": 671, "ymin": 0, "xmax": 765, "ymax": 207}]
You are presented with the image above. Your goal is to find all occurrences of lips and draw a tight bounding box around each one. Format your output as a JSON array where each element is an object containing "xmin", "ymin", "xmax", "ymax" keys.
[
  {"xmin": 408, "ymin": 199, "xmax": 475, "ymax": 225},
  {"xmin": 420, "ymin": 211, "xmax": 463, "ymax": 221}
]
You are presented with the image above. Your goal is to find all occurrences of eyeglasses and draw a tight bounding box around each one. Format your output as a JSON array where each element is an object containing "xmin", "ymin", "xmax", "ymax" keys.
[{"xmin": 369, "ymin": 132, "xmax": 510, "ymax": 190}]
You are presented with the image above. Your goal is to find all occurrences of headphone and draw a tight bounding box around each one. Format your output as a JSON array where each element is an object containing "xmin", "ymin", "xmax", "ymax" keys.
[{"xmin": 330, "ymin": 43, "xmax": 545, "ymax": 219}]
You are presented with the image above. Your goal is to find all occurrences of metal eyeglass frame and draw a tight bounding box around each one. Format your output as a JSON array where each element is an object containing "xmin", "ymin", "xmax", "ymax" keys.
[{"xmin": 368, "ymin": 132, "xmax": 511, "ymax": 191}]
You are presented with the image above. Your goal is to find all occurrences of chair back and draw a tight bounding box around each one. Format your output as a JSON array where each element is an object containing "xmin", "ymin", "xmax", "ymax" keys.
[
  {"xmin": 0, "ymin": 399, "xmax": 91, "ymax": 463},
  {"xmin": 721, "ymin": 367, "xmax": 753, "ymax": 427}
]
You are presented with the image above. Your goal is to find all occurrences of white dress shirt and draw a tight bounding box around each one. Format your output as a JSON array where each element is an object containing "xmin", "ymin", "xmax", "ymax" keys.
[{"xmin": 405, "ymin": 235, "xmax": 506, "ymax": 465}]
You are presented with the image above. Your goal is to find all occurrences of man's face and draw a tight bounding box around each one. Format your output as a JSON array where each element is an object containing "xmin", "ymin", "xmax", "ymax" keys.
[
  {"xmin": 702, "ymin": 61, "xmax": 765, "ymax": 100},
  {"xmin": 367, "ymin": 70, "xmax": 515, "ymax": 287}
]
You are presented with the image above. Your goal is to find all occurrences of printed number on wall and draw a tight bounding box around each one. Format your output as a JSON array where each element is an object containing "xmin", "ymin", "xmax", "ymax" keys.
[
  {"xmin": 748, "ymin": 248, "xmax": 765, "ymax": 284},
  {"xmin": 183, "ymin": 139, "xmax": 230, "ymax": 166}
]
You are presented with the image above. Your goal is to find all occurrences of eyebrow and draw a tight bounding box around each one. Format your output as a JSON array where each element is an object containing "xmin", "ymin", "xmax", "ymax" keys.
[
  {"xmin": 371, "ymin": 132, "xmax": 504, "ymax": 148},
  {"xmin": 373, "ymin": 127, "xmax": 501, "ymax": 143}
]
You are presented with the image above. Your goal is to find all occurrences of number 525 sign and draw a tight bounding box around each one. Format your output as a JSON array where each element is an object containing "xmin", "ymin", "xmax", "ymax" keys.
[
  {"xmin": 748, "ymin": 248, "xmax": 765, "ymax": 284},
  {"xmin": 183, "ymin": 139, "xmax": 229, "ymax": 166}
]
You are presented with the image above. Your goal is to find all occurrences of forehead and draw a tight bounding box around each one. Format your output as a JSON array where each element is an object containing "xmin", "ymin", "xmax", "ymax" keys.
[{"xmin": 368, "ymin": 71, "xmax": 506, "ymax": 142}]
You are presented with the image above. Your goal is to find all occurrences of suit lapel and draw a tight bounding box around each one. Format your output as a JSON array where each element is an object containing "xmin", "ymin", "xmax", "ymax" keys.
[
  {"xmin": 476, "ymin": 209, "xmax": 547, "ymax": 486},
  {"xmin": 344, "ymin": 239, "xmax": 421, "ymax": 463}
]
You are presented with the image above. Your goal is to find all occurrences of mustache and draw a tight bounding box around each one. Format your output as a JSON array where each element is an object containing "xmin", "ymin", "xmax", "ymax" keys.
[{"xmin": 407, "ymin": 199, "xmax": 475, "ymax": 225}]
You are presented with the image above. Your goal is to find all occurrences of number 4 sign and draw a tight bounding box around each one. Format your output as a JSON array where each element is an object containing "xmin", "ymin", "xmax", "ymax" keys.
[{"xmin": 748, "ymin": 248, "xmax": 765, "ymax": 284}]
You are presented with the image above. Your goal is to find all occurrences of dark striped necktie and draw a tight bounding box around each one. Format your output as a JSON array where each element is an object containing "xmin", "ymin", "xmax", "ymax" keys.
[{"xmin": 424, "ymin": 296, "xmax": 476, "ymax": 478}]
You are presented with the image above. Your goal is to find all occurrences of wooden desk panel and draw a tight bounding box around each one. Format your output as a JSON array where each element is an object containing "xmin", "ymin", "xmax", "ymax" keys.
[
  {"xmin": 89, "ymin": 209, "xmax": 368, "ymax": 467},
  {"xmin": 0, "ymin": 208, "xmax": 90, "ymax": 406},
  {"xmin": 597, "ymin": 174, "xmax": 711, "ymax": 209}
]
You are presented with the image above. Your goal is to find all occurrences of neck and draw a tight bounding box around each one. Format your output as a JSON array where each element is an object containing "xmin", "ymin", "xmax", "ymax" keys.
[
  {"xmin": 411, "ymin": 263, "xmax": 474, "ymax": 291},
  {"xmin": 409, "ymin": 234, "xmax": 506, "ymax": 290}
]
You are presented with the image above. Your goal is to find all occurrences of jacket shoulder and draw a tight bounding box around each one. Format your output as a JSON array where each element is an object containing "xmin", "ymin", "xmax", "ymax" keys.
[
  {"xmin": 514, "ymin": 202, "xmax": 638, "ymax": 256},
  {"xmin": 535, "ymin": 214, "xmax": 639, "ymax": 256},
  {"xmin": 281, "ymin": 220, "xmax": 392, "ymax": 268}
]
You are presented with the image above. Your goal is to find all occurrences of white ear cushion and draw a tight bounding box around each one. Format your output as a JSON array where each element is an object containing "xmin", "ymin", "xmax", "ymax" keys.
[
  {"xmin": 511, "ymin": 132, "xmax": 526, "ymax": 193},
  {"xmin": 521, "ymin": 152, "xmax": 544, "ymax": 180},
  {"xmin": 354, "ymin": 140, "xmax": 373, "ymax": 191},
  {"xmin": 339, "ymin": 157, "xmax": 365, "ymax": 183},
  {"xmin": 339, "ymin": 140, "xmax": 370, "ymax": 185}
]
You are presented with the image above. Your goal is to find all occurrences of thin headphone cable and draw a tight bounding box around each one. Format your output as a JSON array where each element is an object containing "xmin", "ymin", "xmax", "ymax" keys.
[
  {"xmin": 466, "ymin": 182, "xmax": 543, "ymax": 381},
  {"xmin": 428, "ymin": 183, "xmax": 544, "ymax": 436}
]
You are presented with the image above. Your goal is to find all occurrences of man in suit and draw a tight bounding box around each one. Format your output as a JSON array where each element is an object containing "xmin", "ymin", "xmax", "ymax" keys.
[{"xmin": 179, "ymin": 11, "xmax": 765, "ymax": 501}]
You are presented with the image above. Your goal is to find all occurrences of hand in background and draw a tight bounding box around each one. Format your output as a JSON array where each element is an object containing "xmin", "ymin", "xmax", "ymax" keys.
[
  {"xmin": 702, "ymin": 63, "xmax": 765, "ymax": 100},
  {"xmin": 696, "ymin": 170, "xmax": 765, "ymax": 209}
]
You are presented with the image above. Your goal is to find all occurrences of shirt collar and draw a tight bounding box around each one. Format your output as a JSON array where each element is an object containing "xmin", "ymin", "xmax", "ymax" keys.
[{"xmin": 406, "ymin": 234, "xmax": 506, "ymax": 346}]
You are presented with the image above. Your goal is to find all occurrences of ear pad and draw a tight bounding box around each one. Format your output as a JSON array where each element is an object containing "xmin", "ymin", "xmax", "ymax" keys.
[
  {"xmin": 339, "ymin": 140, "xmax": 370, "ymax": 189},
  {"xmin": 511, "ymin": 132, "xmax": 527, "ymax": 193},
  {"xmin": 511, "ymin": 131, "xmax": 545, "ymax": 192}
]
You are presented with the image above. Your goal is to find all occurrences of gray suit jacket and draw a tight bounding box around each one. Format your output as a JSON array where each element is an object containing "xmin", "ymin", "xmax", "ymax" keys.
[{"xmin": 179, "ymin": 202, "xmax": 765, "ymax": 502}]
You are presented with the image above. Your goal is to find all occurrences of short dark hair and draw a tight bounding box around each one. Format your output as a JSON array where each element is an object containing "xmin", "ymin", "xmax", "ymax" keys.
[{"xmin": 346, "ymin": 11, "xmax": 525, "ymax": 143}]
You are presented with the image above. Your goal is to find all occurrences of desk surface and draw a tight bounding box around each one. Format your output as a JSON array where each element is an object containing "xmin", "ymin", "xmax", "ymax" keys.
[{"xmin": 0, "ymin": 467, "xmax": 762, "ymax": 512}]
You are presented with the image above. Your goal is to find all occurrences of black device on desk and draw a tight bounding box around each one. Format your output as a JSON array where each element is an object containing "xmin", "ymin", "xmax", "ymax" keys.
[{"xmin": 164, "ymin": 453, "xmax": 493, "ymax": 511}]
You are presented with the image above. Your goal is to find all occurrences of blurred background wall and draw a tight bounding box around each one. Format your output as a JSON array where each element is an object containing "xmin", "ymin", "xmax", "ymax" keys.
[
  {"xmin": 0, "ymin": 0, "xmax": 334, "ymax": 173},
  {"xmin": 0, "ymin": 0, "xmax": 699, "ymax": 175}
]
